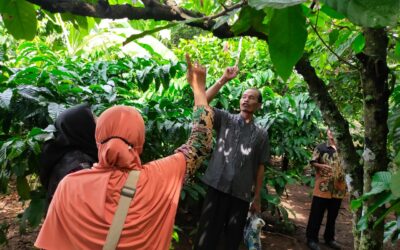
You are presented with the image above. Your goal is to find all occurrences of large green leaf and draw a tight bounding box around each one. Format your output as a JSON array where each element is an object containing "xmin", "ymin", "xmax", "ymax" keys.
[
  {"xmin": 357, "ymin": 191, "xmax": 395, "ymax": 230},
  {"xmin": 320, "ymin": 4, "xmax": 346, "ymax": 19},
  {"xmin": 0, "ymin": 89, "xmax": 13, "ymax": 110},
  {"xmin": 1, "ymin": 0, "xmax": 37, "ymax": 40},
  {"xmin": 231, "ymin": 7, "xmax": 268, "ymax": 35},
  {"xmin": 249, "ymin": 0, "xmax": 306, "ymax": 9},
  {"xmin": 47, "ymin": 103, "xmax": 66, "ymax": 123},
  {"xmin": 390, "ymin": 171, "xmax": 400, "ymax": 198},
  {"xmin": 268, "ymin": 5, "xmax": 307, "ymax": 81},
  {"xmin": 352, "ymin": 33, "xmax": 365, "ymax": 53},
  {"xmin": 322, "ymin": 0, "xmax": 400, "ymax": 27},
  {"xmin": 372, "ymin": 171, "xmax": 392, "ymax": 189},
  {"xmin": 21, "ymin": 196, "xmax": 45, "ymax": 227},
  {"xmin": 16, "ymin": 176, "xmax": 30, "ymax": 200}
]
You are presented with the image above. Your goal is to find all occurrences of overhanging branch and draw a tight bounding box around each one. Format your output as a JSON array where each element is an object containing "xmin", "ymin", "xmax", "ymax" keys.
[{"xmin": 26, "ymin": 0, "xmax": 266, "ymax": 39}]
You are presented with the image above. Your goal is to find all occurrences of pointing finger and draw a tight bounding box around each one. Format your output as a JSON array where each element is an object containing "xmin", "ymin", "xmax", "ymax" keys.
[{"xmin": 185, "ymin": 53, "xmax": 192, "ymax": 69}]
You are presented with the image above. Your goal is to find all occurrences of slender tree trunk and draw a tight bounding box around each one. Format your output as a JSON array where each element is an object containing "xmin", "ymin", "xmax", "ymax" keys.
[
  {"xmin": 282, "ymin": 154, "xmax": 289, "ymax": 171},
  {"xmin": 295, "ymin": 56, "xmax": 364, "ymax": 247},
  {"xmin": 357, "ymin": 28, "xmax": 390, "ymax": 250}
]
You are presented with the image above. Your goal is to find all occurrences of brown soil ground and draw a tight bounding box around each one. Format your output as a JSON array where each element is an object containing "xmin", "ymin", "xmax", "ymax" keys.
[{"xmin": 1, "ymin": 184, "xmax": 399, "ymax": 250}]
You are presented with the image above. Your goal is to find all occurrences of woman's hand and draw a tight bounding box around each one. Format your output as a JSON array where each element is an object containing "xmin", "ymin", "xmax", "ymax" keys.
[{"xmin": 186, "ymin": 54, "xmax": 206, "ymax": 92}]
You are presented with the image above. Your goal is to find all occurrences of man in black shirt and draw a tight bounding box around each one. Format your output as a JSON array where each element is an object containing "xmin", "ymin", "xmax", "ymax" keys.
[{"xmin": 194, "ymin": 66, "xmax": 270, "ymax": 250}]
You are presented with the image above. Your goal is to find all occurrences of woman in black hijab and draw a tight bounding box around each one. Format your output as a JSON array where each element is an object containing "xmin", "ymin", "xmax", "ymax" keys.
[{"xmin": 39, "ymin": 104, "xmax": 98, "ymax": 209}]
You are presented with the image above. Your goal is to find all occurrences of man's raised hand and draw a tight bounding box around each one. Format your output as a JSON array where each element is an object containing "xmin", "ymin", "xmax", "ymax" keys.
[{"xmin": 221, "ymin": 66, "xmax": 239, "ymax": 83}]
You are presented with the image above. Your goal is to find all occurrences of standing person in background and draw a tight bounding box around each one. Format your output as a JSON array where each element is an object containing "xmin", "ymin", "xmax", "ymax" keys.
[
  {"xmin": 194, "ymin": 66, "xmax": 270, "ymax": 250},
  {"xmin": 35, "ymin": 54, "xmax": 214, "ymax": 250},
  {"xmin": 39, "ymin": 104, "xmax": 98, "ymax": 211},
  {"xmin": 306, "ymin": 128, "xmax": 346, "ymax": 250}
]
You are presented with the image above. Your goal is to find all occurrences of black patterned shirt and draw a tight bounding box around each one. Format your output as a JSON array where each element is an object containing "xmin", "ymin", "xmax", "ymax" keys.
[{"xmin": 202, "ymin": 108, "xmax": 270, "ymax": 202}]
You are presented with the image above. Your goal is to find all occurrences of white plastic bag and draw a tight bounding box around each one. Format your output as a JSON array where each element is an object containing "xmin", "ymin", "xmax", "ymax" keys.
[{"xmin": 243, "ymin": 214, "xmax": 265, "ymax": 250}]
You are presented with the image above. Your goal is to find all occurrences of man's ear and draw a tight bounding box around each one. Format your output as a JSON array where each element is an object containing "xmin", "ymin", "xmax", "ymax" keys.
[{"xmin": 256, "ymin": 103, "xmax": 262, "ymax": 111}]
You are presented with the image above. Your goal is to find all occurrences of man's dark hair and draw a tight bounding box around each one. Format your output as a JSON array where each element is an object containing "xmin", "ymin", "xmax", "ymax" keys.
[{"xmin": 248, "ymin": 88, "xmax": 263, "ymax": 103}]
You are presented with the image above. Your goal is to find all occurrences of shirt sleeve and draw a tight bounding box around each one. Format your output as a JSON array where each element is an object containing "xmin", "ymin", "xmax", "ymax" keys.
[
  {"xmin": 258, "ymin": 130, "xmax": 270, "ymax": 166},
  {"xmin": 175, "ymin": 105, "xmax": 214, "ymax": 179},
  {"xmin": 309, "ymin": 147, "xmax": 320, "ymax": 164},
  {"xmin": 212, "ymin": 107, "xmax": 228, "ymax": 131}
]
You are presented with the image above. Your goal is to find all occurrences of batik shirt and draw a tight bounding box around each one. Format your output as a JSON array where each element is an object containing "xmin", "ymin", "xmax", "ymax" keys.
[{"xmin": 310, "ymin": 143, "xmax": 346, "ymax": 199}]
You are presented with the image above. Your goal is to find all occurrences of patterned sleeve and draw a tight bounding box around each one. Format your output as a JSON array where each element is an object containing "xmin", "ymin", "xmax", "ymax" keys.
[
  {"xmin": 175, "ymin": 105, "xmax": 214, "ymax": 179},
  {"xmin": 310, "ymin": 147, "xmax": 320, "ymax": 164}
]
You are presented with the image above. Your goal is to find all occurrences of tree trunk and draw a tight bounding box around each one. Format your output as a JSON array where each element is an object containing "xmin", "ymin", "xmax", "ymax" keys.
[
  {"xmin": 282, "ymin": 154, "xmax": 289, "ymax": 171},
  {"xmin": 357, "ymin": 28, "xmax": 390, "ymax": 250},
  {"xmin": 295, "ymin": 56, "xmax": 364, "ymax": 247}
]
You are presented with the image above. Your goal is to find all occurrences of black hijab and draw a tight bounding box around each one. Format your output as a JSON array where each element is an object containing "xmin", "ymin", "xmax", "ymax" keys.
[{"xmin": 39, "ymin": 104, "xmax": 98, "ymax": 188}]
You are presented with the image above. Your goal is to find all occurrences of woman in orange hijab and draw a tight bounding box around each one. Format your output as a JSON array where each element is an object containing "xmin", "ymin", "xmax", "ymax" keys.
[{"xmin": 35, "ymin": 55, "xmax": 213, "ymax": 250}]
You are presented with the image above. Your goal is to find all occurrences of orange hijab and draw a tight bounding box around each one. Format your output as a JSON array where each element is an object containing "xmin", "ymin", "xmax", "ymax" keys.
[{"xmin": 35, "ymin": 106, "xmax": 187, "ymax": 250}]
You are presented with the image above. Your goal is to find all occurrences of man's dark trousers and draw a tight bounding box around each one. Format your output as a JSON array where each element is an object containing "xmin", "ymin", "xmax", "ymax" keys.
[
  {"xmin": 193, "ymin": 186, "xmax": 249, "ymax": 250},
  {"xmin": 306, "ymin": 196, "xmax": 342, "ymax": 242}
]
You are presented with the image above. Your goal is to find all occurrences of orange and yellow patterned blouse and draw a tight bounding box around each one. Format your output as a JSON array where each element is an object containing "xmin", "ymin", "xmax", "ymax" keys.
[{"xmin": 310, "ymin": 143, "xmax": 347, "ymax": 199}]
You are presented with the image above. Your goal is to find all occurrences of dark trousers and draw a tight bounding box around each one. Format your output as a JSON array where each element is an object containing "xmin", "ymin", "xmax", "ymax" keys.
[
  {"xmin": 193, "ymin": 186, "xmax": 249, "ymax": 250},
  {"xmin": 306, "ymin": 196, "xmax": 342, "ymax": 243}
]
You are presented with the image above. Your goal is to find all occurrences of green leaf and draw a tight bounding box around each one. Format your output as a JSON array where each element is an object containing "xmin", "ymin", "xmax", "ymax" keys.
[
  {"xmin": 136, "ymin": 66, "xmax": 154, "ymax": 92},
  {"xmin": 16, "ymin": 176, "xmax": 30, "ymax": 200},
  {"xmin": 0, "ymin": 170, "xmax": 10, "ymax": 194},
  {"xmin": 0, "ymin": 0, "xmax": 11, "ymax": 12},
  {"xmin": 357, "ymin": 214, "xmax": 368, "ymax": 231},
  {"xmin": 320, "ymin": 4, "xmax": 346, "ymax": 19},
  {"xmin": 322, "ymin": 0, "xmax": 400, "ymax": 27},
  {"xmin": 47, "ymin": 103, "xmax": 66, "ymax": 123},
  {"xmin": 28, "ymin": 127, "xmax": 45, "ymax": 138},
  {"xmin": 268, "ymin": 5, "xmax": 307, "ymax": 81},
  {"xmin": 0, "ymin": 89, "xmax": 13, "ymax": 110},
  {"xmin": 352, "ymin": 33, "xmax": 365, "ymax": 53},
  {"xmin": 390, "ymin": 171, "xmax": 400, "ymax": 198},
  {"xmin": 350, "ymin": 197, "xmax": 363, "ymax": 210},
  {"xmin": 395, "ymin": 41, "xmax": 400, "ymax": 59},
  {"xmin": 373, "ymin": 200, "xmax": 400, "ymax": 227},
  {"xmin": 264, "ymin": 194, "xmax": 280, "ymax": 205},
  {"xmin": 328, "ymin": 29, "xmax": 340, "ymax": 46},
  {"xmin": 9, "ymin": 140, "xmax": 25, "ymax": 158},
  {"xmin": 22, "ymin": 197, "xmax": 45, "ymax": 228},
  {"xmin": 373, "ymin": 171, "xmax": 392, "ymax": 186},
  {"xmin": 213, "ymin": 9, "xmax": 239, "ymax": 30},
  {"xmin": 0, "ymin": 141, "xmax": 13, "ymax": 162},
  {"xmin": 231, "ymin": 7, "xmax": 268, "ymax": 35},
  {"xmin": 249, "ymin": 0, "xmax": 307, "ymax": 10},
  {"xmin": 357, "ymin": 191, "xmax": 395, "ymax": 230},
  {"xmin": 61, "ymin": 13, "xmax": 89, "ymax": 30},
  {"xmin": 1, "ymin": 0, "xmax": 37, "ymax": 40}
]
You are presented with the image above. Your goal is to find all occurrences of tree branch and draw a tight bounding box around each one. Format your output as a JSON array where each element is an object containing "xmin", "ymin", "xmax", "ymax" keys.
[
  {"xmin": 309, "ymin": 9, "xmax": 358, "ymax": 69},
  {"xmin": 295, "ymin": 55, "xmax": 362, "ymax": 196},
  {"xmin": 27, "ymin": 0, "xmax": 265, "ymax": 40}
]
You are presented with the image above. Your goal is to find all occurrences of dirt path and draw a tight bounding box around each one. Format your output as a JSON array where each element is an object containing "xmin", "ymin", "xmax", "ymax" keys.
[{"xmin": 1, "ymin": 184, "xmax": 398, "ymax": 249}]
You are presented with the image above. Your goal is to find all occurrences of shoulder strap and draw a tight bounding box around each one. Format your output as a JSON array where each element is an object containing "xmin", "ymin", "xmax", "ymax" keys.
[{"xmin": 103, "ymin": 170, "xmax": 140, "ymax": 250}]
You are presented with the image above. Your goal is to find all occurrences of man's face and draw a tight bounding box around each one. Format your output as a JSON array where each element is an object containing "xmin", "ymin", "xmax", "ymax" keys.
[{"xmin": 240, "ymin": 89, "xmax": 261, "ymax": 113}]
